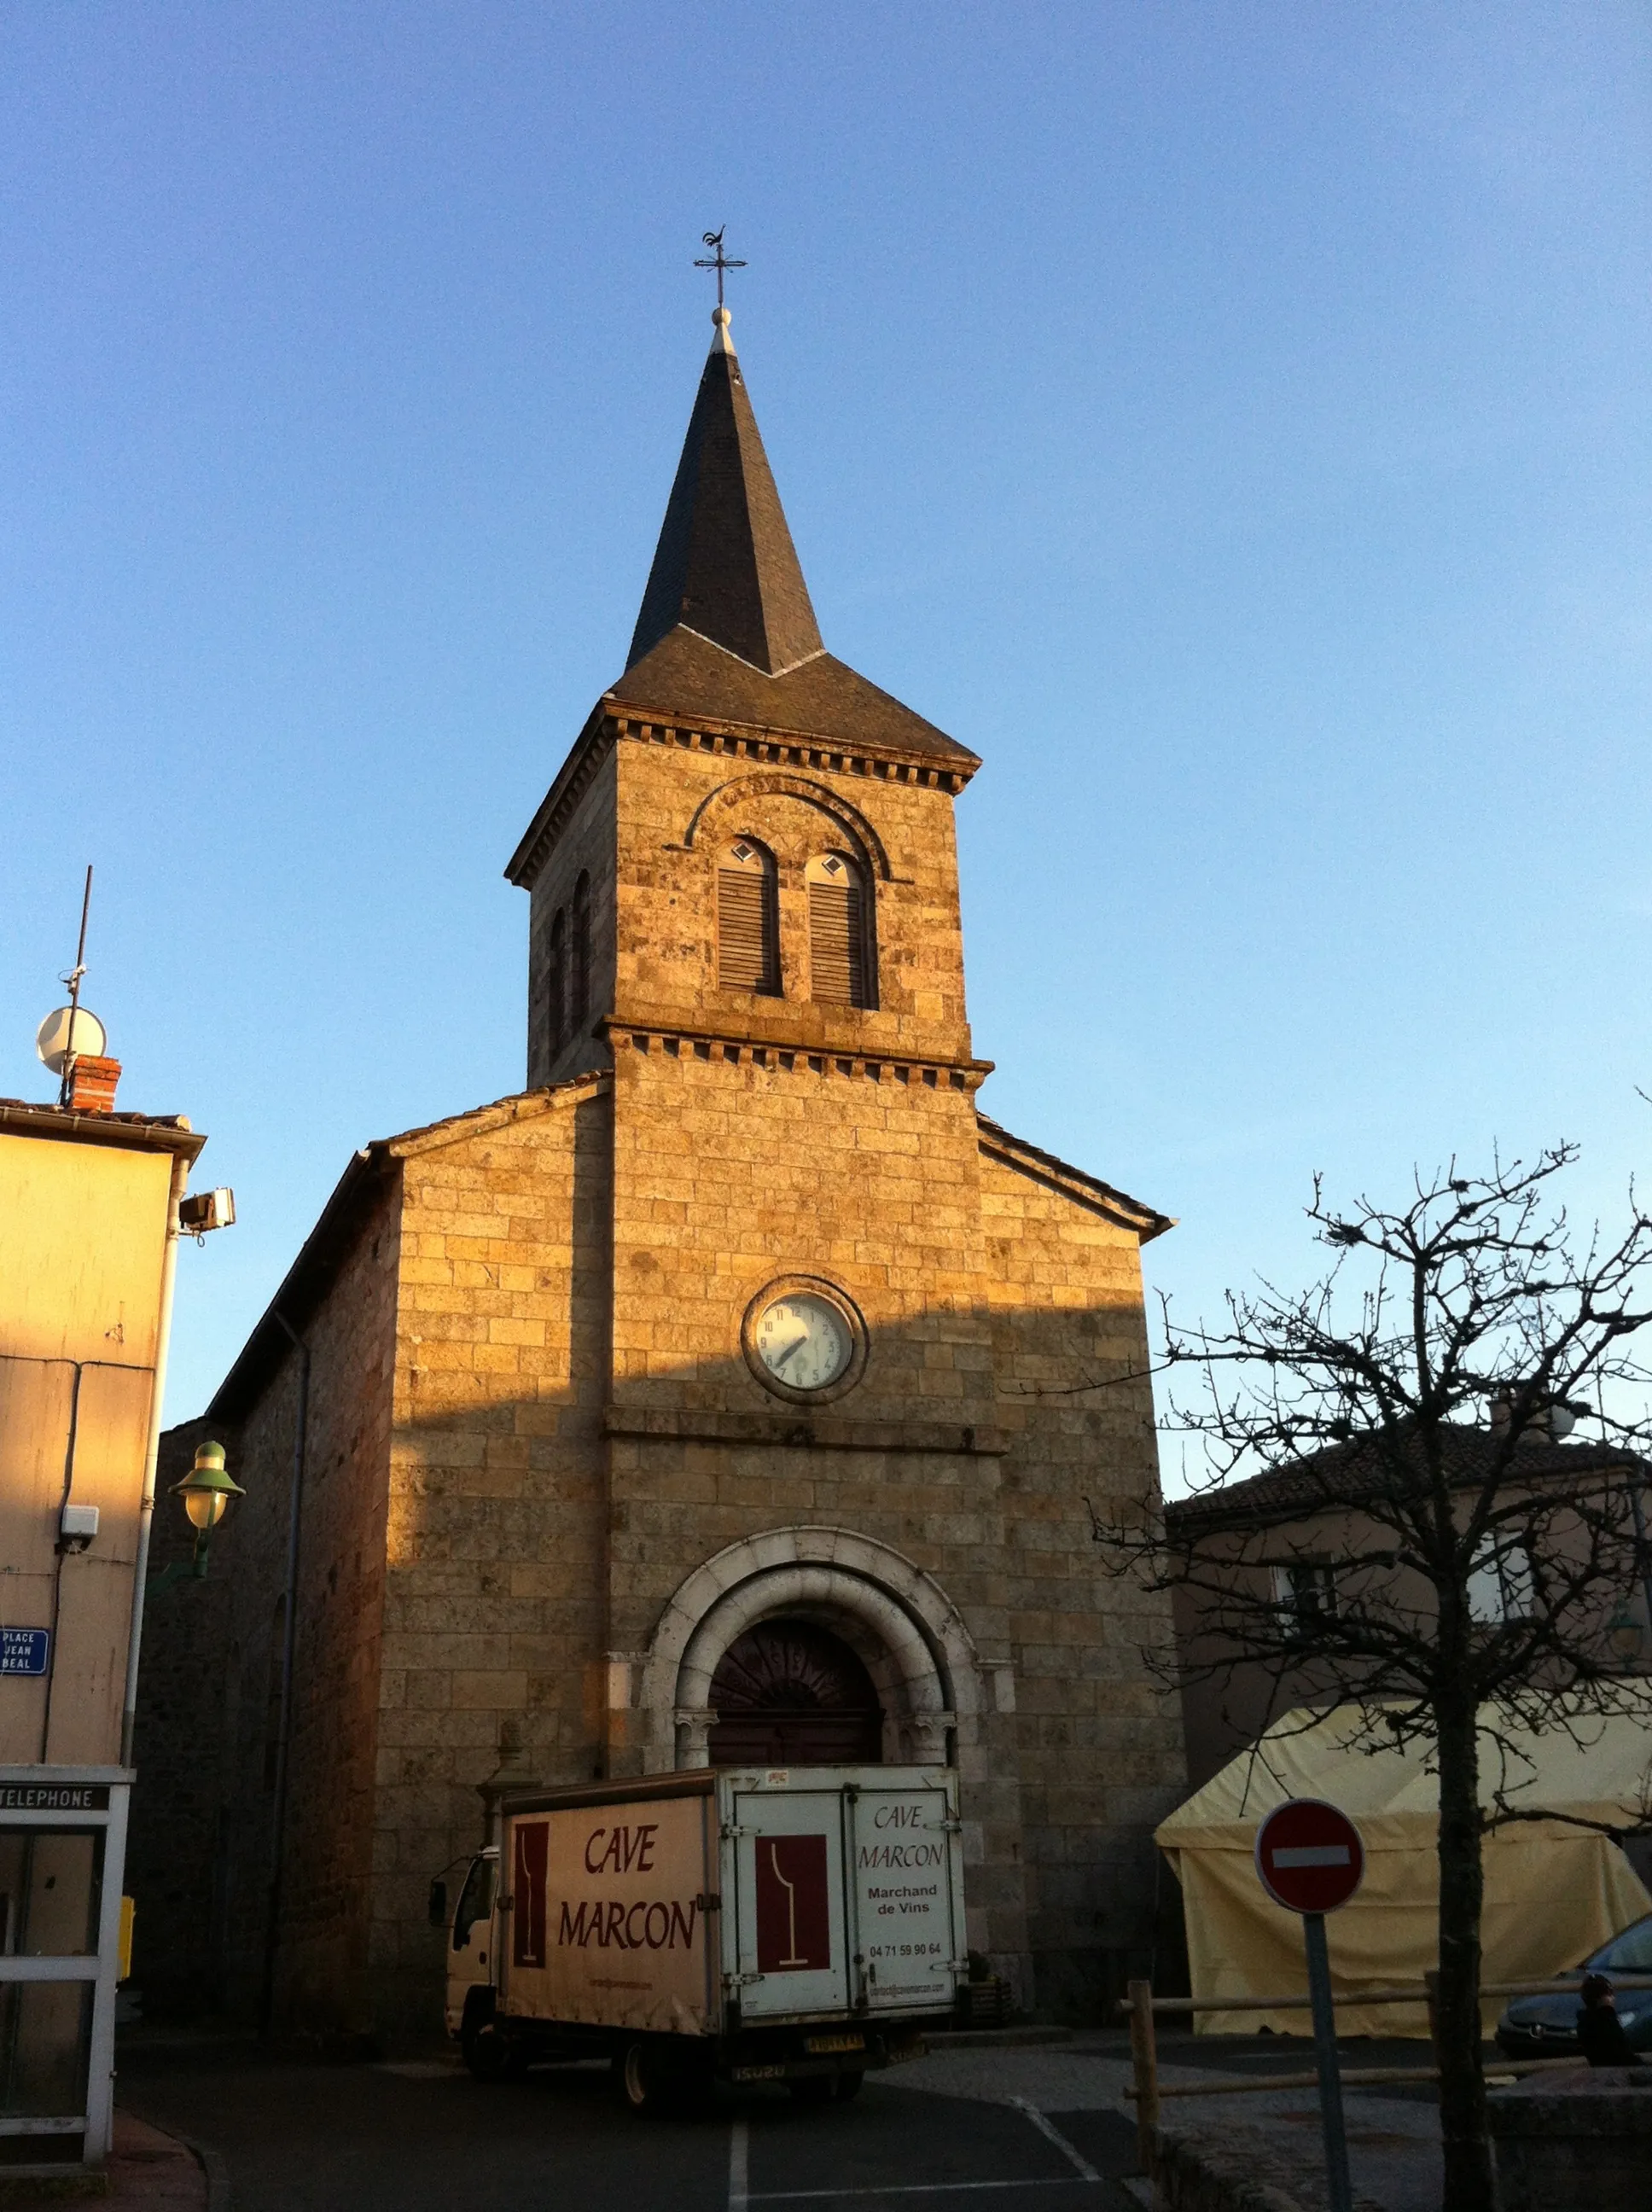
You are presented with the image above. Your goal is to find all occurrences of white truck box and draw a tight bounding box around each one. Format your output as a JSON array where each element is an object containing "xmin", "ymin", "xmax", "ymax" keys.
[{"xmin": 441, "ymin": 1765, "xmax": 967, "ymax": 2110}]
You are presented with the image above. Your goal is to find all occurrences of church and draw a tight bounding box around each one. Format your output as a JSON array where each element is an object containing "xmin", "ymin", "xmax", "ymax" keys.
[{"xmin": 130, "ymin": 301, "xmax": 1187, "ymax": 2040}]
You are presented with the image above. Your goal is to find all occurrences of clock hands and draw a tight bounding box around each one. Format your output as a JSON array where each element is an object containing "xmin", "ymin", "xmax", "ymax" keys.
[{"xmin": 758, "ymin": 1297, "xmax": 848, "ymax": 1388}]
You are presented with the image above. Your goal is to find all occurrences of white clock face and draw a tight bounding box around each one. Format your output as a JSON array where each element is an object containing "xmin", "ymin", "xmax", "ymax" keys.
[{"xmin": 755, "ymin": 1293, "xmax": 852, "ymax": 1392}]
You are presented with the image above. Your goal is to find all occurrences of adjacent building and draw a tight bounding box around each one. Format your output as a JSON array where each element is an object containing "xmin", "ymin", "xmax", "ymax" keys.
[
  {"xmin": 1167, "ymin": 1416, "xmax": 1652, "ymax": 1792},
  {"xmin": 131, "ymin": 307, "xmax": 1188, "ymax": 2040},
  {"xmin": 0, "ymin": 1067, "xmax": 205, "ymax": 2170}
]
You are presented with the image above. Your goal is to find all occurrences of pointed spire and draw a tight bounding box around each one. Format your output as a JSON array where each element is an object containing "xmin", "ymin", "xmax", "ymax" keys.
[{"xmin": 626, "ymin": 311, "xmax": 824, "ymax": 678}]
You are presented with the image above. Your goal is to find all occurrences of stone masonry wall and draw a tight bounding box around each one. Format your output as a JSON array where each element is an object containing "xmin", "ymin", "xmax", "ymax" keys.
[
  {"xmin": 369, "ymin": 1079, "xmax": 612, "ymax": 2032},
  {"xmin": 127, "ymin": 1411, "xmax": 241, "ymax": 2019},
  {"xmin": 978, "ymin": 1149, "xmax": 1187, "ymax": 2017},
  {"xmin": 602, "ymin": 1038, "xmax": 1027, "ymax": 1975},
  {"xmin": 526, "ymin": 748, "xmax": 618, "ymax": 1091},
  {"xmin": 595, "ymin": 1025, "xmax": 1182, "ymax": 2011},
  {"xmin": 130, "ymin": 1175, "xmax": 400, "ymax": 2034},
  {"xmin": 610, "ymin": 735, "xmax": 975, "ymax": 1066}
]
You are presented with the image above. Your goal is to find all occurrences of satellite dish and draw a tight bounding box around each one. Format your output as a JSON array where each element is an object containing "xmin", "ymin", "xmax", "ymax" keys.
[{"xmin": 37, "ymin": 1005, "xmax": 107, "ymax": 1075}]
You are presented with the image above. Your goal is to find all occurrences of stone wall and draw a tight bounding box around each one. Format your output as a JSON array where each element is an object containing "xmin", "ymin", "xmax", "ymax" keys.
[
  {"xmin": 126, "ymin": 1411, "xmax": 240, "ymax": 2019},
  {"xmin": 527, "ymin": 748, "xmax": 618, "ymax": 1090},
  {"xmin": 613, "ymin": 736, "xmax": 973, "ymax": 1062},
  {"xmin": 370, "ymin": 1078, "xmax": 612, "ymax": 2029},
  {"xmin": 978, "ymin": 1146, "xmax": 1185, "ymax": 2015},
  {"xmin": 129, "ymin": 1173, "xmax": 400, "ymax": 2034},
  {"xmin": 592, "ymin": 1027, "xmax": 1183, "ymax": 2012}
]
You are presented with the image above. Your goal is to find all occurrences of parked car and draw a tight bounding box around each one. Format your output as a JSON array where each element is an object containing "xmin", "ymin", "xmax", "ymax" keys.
[{"xmin": 1495, "ymin": 1914, "xmax": 1652, "ymax": 2057}]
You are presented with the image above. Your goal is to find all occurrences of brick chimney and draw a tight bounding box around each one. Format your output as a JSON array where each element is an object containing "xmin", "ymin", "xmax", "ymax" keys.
[{"xmin": 66, "ymin": 1056, "xmax": 122, "ymax": 1114}]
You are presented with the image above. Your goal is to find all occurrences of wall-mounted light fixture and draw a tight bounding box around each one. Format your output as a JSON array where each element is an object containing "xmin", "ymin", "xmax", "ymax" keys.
[{"xmin": 146, "ymin": 1441, "xmax": 244, "ymax": 1601}]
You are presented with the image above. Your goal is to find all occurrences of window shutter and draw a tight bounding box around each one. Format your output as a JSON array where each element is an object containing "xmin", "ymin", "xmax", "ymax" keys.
[
  {"xmin": 718, "ymin": 868, "xmax": 779, "ymax": 992},
  {"xmin": 809, "ymin": 878, "xmax": 865, "ymax": 1005}
]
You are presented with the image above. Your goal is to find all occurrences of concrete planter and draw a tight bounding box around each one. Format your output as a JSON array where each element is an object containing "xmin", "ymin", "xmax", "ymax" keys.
[{"xmin": 1489, "ymin": 2064, "xmax": 1652, "ymax": 2210}]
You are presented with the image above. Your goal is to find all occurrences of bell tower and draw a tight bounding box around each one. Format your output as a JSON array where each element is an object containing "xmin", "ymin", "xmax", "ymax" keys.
[{"xmin": 506, "ymin": 308, "xmax": 984, "ymax": 1091}]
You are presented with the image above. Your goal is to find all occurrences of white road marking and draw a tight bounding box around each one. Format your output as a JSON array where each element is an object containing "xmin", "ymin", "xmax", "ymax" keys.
[
  {"xmin": 738, "ymin": 2088, "xmax": 1103, "ymax": 2203},
  {"xmin": 747, "ymin": 2184, "xmax": 1096, "ymax": 2202},
  {"xmin": 1008, "ymin": 2100, "xmax": 1101, "ymax": 2184}
]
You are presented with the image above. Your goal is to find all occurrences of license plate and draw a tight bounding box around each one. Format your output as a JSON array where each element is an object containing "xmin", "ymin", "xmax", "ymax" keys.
[{"xmin": 805, "ymin": 2034, "xmax": 865, "ymax": 2054}]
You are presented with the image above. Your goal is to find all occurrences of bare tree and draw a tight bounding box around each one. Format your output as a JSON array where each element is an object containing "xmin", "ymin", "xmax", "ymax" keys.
[{"xmin": 1091, "ymin": 1145, "xmax": 1652, "ymax": 2212}]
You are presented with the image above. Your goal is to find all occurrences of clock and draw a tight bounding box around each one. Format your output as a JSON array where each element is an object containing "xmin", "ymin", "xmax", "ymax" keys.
[{"xmin": 742, "ymin": 1278, "xmax": 867, "ymax": 1402}]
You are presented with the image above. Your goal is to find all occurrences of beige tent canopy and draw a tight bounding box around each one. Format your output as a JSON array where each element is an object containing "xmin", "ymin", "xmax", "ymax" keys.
[{"xmin": 1157, "ymin": 1698, "xmax": 1652, "ymax": 2035}]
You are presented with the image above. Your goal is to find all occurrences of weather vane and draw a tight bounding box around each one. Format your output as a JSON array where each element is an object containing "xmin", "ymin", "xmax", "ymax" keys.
[{"xmin": 694, "ymin": 227, "xmax": 746, "ymax": 310}]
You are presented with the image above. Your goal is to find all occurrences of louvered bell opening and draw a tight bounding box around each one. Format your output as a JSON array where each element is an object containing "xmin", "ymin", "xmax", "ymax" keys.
[
  {"xmin": 809, "ymin": 879, "xmax": 866, "ymax": 1006},
  {"xmin": 546, "ymin": 913, "xmax": 566, "ymax": 1052},
  {"xmin": 718, "ymin": 867, "xmax": 780, "ymax": 993},
  {"xmin": 571, "ymin": 874, "xmax": 591, "ymax": 1027}
]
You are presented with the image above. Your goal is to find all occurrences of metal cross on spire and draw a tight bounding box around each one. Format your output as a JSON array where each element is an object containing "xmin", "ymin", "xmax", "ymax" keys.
[{"xmin": 694, "ymin": 227, "xmax": 747, "ymax": 309}]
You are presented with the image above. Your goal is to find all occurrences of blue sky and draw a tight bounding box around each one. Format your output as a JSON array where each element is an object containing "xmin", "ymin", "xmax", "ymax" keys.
[{"xmin": 2, "ymin": 3, "xmax": 1648, "ymax": 1463}]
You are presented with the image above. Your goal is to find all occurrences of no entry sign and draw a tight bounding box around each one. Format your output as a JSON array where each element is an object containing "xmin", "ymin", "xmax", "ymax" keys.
[
  {"xmin": 1254, "ymin": 1798, "xmax": 1364, "ymax": 2212},
  {"xmin": 1254, "ymin": 1798, "xmax": 1364, "ymax": 1915}
]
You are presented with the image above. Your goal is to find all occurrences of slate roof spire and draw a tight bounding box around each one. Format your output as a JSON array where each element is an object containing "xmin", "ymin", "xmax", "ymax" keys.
[{"xmin": 626, "ymin": 308, "xmax": 825, "ymax": 678}]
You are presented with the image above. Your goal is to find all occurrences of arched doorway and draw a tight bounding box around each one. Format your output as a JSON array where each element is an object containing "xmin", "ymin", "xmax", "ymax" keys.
[{"xmin": 707, "ymin": 1619, "xmax": 883, "ymax": 1767}]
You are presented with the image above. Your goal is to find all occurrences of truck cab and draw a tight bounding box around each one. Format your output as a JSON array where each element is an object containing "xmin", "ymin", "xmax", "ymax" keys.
[{"xmin": 443, "ymin": 1846, "xmax": 497, "ymax": 2040}]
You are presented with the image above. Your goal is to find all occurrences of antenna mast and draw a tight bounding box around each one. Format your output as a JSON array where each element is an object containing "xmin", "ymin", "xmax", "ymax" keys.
[{"xmin": 60, "ymin": 865, "xmax": 93, "ymax": 1108}]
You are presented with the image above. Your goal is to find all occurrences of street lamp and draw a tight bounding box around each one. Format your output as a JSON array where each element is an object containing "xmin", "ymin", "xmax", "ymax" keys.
[{"xmin": 147, "ymin": 1441, "xmax": 244, "ymax": 1598}]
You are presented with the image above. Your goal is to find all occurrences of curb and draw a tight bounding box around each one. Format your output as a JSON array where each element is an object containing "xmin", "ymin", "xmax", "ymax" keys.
[
  {"xmin": 113, "ymin": 2112, "xmax": 230, "ymax": 2212},
  {"xmin": 170, "ymin": 2133, "xmax": 230, "ymax": 2212},
  {"xmin": 923, "ymin": 2027, "xmax": 1074, "ymax": 2049}
]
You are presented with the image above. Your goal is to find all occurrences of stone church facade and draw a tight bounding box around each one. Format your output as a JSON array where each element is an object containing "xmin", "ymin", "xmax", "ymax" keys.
[{"xmin": 131, "ymin": 306, "xmax": 1187, "ymax": 2040}]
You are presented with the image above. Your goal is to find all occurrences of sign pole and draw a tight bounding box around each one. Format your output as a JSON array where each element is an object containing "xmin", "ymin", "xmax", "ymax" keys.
[
  {"xmin": 1254, "ymin": 1798, "xmax": 1365, "ymax": 2212},
  {"xmin": 1302, "ymin": 1910, "xmax": 1354, "ymax": 2212}
]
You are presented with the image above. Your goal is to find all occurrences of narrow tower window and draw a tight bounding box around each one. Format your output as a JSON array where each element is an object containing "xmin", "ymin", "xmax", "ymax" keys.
[
  {"xmin": 571, "ymin": 872, "xmax": 591, "ymax": 1033},
  {"xmin": 547, "ymin": 907, "xmax": 567, "ymax": 1056},
  {"xmin": 806, "ymin": 852, "xmax": 871, "ymax": 1007},
  {"xmin": 717, "ymin": 840, "xmax": 781, "ymax": 994}
]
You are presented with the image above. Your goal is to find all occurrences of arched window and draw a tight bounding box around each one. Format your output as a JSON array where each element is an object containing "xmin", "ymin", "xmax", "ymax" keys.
[
  {"xmin": 806, "ymin": 852, "xmax": 871, "ymax": 1007},
  {"xmin": 717, "ymin": 840, "xmax": 780, "ymax": 994},
  {"xmin": 570, "ymin": 872, "xmax": 591, "ymax": 1033},
  {"xmin": 546, "ymin": 907, "xmax": 567, "ymax": 1056},
  {"xmin": 707, "ymin": 1619, "xmax": 883, "ymax": 1767}
]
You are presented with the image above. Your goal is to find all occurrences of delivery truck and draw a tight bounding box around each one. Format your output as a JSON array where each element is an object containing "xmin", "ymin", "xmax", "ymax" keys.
[{"xmin": 438, "ymin": 1764, "xmax": 968, "ymax": 2111}]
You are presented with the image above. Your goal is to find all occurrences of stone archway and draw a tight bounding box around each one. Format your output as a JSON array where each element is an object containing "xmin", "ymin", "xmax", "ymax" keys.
[
  {"xmin": 682, "ymin": 772, "xmax": 893, "ymax": 882},
  {"xmin": 635, "ymin": 1527, "xmax": 980, "ymax": 1772}
]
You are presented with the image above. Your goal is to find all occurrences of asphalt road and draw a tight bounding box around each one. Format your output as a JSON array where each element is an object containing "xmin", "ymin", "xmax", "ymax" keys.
[{"xmin": 116, "ymin": 2041, "xmax": 1148, "ymax": 2212}]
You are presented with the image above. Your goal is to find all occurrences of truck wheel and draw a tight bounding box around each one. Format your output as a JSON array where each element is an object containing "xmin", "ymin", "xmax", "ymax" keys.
[
  {"xmin": 462, "ymin": 2017, "xmax": 527, "ymax": 2082},
  {"xmin": 834, "ymin": 2069, "xmax": 865, "ymax": 2101},
  {"xmin": 618, "ymin": 2040, "xmax": 659, "ymax": 2114}
]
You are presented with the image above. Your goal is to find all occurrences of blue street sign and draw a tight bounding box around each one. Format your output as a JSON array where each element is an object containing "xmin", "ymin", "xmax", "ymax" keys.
[{"xmin": 0, "ymin": 1628, "xmax": 50, "ymax": 1677}]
